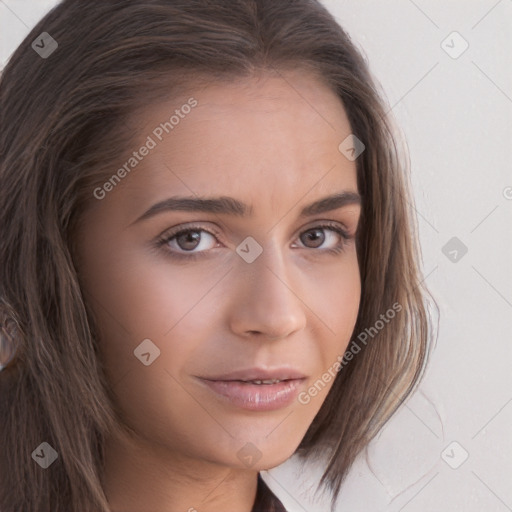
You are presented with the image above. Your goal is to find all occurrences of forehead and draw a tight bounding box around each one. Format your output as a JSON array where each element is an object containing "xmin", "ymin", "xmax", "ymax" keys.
[{"xmin": 103, "ymin": 69, "xmax": 358, "ymax": 220}]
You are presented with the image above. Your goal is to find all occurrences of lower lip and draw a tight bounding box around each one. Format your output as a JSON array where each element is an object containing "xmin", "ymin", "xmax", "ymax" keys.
[{"xmin": 198, "ymin": 378, "xmax": 305, "ymax": 411}]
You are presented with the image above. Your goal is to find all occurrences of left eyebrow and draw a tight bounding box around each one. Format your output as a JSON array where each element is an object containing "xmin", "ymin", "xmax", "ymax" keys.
[{"xmin": 129, "ymin": 191, "xmax": 362, "ymax": 226}]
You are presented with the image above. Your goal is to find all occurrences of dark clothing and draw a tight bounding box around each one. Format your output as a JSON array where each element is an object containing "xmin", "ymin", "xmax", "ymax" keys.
[{"xmin": 251, "ymin": 473, "xmax": 287, "ymax": 512}]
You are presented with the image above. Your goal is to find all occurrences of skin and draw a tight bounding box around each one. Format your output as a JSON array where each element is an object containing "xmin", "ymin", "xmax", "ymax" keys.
[{"xmin": 73, "ymin": 68, "xmax": 362, "ymax": 512}]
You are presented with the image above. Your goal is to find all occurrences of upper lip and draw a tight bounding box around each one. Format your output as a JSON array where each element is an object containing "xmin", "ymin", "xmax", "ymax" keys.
[{"xmin": 198, "ymin": 367, "xmax": 307, "ymax": 382}]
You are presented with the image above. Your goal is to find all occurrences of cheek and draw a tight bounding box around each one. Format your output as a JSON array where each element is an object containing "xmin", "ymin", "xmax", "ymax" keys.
[
  {"xmin": 302, "ymin": 255, "xmax": 361, "ymax": 409},
  {"xmin": 334, "ymin": 269, "xmax": 361, "ymax": 345},
  {"xmin": 79, "ymin": 248, "xmax": 225, "ymax": 382},
  {"xmin": 78, "ymin": 255, "xmax": 225, "ymax": 443},
  {"xmin": 291, "ymin": 268, "xmax": 360, "ymax": 416},
  {"xmin": 311, "ymin": 253, "xmax": 361, "ymax": 346}
]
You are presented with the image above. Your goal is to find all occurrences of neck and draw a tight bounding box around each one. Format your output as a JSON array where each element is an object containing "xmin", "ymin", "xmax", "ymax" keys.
[{"xmin": 101, "ymin": 432, "xmax": 259, "ymax": 512}]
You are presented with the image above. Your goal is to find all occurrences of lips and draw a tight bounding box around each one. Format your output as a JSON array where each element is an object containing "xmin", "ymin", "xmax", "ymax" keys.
[{"xmin": 196, "ymin": 367, "xmax": 307, "ymax": 411}]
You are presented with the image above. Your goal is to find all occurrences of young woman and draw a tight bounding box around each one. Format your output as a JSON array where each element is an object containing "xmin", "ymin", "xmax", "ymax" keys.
[{"xmin": 0, "ymin": 1, "xmax": 436, "ymax": 511}]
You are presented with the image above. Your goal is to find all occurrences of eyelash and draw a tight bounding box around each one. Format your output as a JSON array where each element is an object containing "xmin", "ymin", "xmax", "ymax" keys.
[{"xmin": 155, "ymin": 222, "xmax": 352, "ymax": 261}]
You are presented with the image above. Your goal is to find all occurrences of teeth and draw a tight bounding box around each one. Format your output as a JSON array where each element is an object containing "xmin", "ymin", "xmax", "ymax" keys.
[{"xmin": 249, "ymin": 379, "xmax": 282, "ymax": 385}]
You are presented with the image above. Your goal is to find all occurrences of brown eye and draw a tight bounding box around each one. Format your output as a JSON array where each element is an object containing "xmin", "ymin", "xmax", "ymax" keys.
[
  {"xmin": 158, "ymin": 227, "xmax": 220, "ymax": 257},
  {"xmin": 175, "ymin": 230, "xmax": 202, "ymax": 251},
  {"xmin": 295, "ymin": 223, "xmax": 349, "ymax": 253},
  {"xmin": 300, "ymin": 228, "xmax": 325, "ymax": 249}
]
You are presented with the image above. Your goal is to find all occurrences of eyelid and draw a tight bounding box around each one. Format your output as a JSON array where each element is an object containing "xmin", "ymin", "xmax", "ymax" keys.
[
  {"xmin": 157, "ymin": 219, "xmax": 351, "ymax": 242},
  {"xmin": 156, "ymin": 222, "xmax": 224, "ymax": 246}
]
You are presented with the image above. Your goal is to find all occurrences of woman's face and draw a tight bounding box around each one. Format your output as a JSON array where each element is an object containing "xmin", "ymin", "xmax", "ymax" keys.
[{"xmin": 74, "ymin": 69, "xmax": 362, "ymax": 471}]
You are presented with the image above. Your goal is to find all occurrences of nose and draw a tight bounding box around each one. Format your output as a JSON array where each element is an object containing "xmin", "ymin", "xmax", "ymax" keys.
[{"xmin": 227, "ymin": 244, "xmax": 307, "ymax": 340}]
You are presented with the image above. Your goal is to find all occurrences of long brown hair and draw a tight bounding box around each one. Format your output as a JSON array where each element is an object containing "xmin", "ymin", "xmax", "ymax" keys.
[{"xmin": 0, "ymin": 1, "xmax": 437, "ymax": 510}]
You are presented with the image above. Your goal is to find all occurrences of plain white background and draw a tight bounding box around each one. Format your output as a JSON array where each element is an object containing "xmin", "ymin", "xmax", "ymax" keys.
[{"xmin": 1, "ymin": 1, "xmax": 511, "ymax": 511}]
